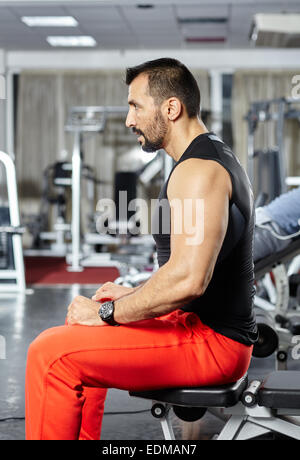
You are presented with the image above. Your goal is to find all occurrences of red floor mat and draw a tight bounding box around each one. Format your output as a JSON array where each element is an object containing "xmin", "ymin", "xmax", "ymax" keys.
[{"xmin": 24, "ymin": 257, "xmax": 120, "ymax": 285}]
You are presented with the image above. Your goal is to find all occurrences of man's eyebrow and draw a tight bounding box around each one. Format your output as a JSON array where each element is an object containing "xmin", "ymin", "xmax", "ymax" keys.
[{"xmin": 128, "ymin": 98, "xmax": 139, "ymax": 107}]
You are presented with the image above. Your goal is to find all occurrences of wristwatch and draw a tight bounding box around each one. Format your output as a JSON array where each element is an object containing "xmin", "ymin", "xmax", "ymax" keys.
[{"xmin": 98, "ymin": 300, "xmax": 120, "ymax": 326}]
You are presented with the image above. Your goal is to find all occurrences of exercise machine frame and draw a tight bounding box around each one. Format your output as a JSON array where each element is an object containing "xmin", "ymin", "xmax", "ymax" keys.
[
  {"xmin": 0, "ymin": 151, "xmax": 26, "ymax": 292},
  {"xmin": 65, "ymin": 105, "xmax": 128, "ymax": 272},
  {"xmin": 246, "ymin": 96, "xmax": 300, "ymax": 201}
]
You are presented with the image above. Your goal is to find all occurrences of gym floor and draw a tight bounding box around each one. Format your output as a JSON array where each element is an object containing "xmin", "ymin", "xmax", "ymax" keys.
[{"xmin": 0, "ymin": 285, "xmax": 299, "ymax": 441}]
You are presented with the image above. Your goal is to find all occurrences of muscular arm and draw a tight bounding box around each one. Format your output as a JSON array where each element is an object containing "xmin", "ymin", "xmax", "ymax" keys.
[{"xmin": 113, "ymin": 159, "xmax": 232, "ymax": 324}]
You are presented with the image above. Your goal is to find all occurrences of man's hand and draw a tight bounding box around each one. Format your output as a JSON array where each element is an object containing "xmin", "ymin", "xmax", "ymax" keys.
[
  {"xmin": 67, "ymin": 295, "xmax": 106, "ymax": 326},
  {"xmin": 67, "ymin": 283, "xmax": 135, "ymax": 326},
  {"xmin": 92, "ymin": 282, "xmax": 135, "ymax": 302}
]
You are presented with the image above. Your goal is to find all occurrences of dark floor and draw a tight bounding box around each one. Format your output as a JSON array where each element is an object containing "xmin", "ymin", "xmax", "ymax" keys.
[{"xmin": 0, "ymin": 285, "xmax": 299, "ymax": 441}]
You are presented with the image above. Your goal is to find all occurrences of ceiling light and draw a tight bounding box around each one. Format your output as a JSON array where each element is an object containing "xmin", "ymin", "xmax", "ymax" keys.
[
  {"xmin": 136, "ymin": 4, "xmax": 154, "ymax": 8},
  {"xmin": 22, "ymin": 16, "xmax": 78, "ymax": 27},
  {"xmin": 185, "ymin": 37, "xmax": 226, "ymax": 43},
  {"xmin": 178, "ymin": 17, "xmax": 227, "ymax": 24},
  {"xmin": 46, "ymin": 36, "xmax": 97, "ymax": 47}
]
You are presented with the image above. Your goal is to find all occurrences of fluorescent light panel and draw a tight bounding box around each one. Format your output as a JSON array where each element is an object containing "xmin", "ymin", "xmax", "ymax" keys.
[
  {"xmin": 178, "ymin": 17, "xmax": 227, "ymax": 24},
  {"xmin": 22, "ymin": 16, "xmax": 78, "ymax": 27},
  {"xmin": 185, "ymin": 37, "xmax": 226, "ymax": 43},
  {"xmin": 47, "ymin": 36, "xmax": 97, "ymax": 47}
]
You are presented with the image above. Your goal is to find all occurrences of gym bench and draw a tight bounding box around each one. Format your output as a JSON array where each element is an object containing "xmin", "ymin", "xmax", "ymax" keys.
[
  {"xmin": 254, "ymin": 236, "xmax": 300, "ymax": 281},
  {"xmin": 129, "ymin": 371, "xmax": 300, "ymax": 440}
]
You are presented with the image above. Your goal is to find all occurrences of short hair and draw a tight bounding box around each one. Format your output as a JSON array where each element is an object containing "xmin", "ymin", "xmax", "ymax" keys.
[{"xmin": 125, "ymin": 57, "xmax": 200, "ymax": 118}]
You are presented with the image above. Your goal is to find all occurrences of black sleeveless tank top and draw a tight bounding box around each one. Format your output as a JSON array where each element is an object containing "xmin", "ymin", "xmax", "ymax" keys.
[{"xmin": 152, "ymin": 132, "xmax": 258, "ymax": 346}]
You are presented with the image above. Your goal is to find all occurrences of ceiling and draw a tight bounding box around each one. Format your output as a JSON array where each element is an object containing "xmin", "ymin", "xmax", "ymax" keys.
[{"xmin": 0, "ymin": 0, "xmax": 299, "ymax": 51}]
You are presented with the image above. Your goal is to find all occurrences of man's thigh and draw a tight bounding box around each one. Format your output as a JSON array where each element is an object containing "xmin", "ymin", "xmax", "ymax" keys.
[
  {"xmin": 28, "ymin": 310, "xmax": 205, "ymax": 391},
  {"xmin": 254, "ymin": 225, "xmax": 289, "ymax": 261}
]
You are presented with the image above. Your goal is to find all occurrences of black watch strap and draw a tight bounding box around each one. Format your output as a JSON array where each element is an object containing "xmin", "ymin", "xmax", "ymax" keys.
[{"xmin": 98, "ymin": 300, "xmax": 120, "ymax": 326}]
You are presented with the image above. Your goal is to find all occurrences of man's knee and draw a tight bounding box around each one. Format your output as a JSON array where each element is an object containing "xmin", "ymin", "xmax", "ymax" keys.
[{"xmin": 27, "ymin": 327, "xmax": 61, "ymax": 369}]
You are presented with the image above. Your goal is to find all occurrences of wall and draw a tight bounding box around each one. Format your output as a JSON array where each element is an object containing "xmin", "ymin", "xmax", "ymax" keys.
[{"xmin": 5, "ymin": 47, "xmax": 300, "ymax": 155}]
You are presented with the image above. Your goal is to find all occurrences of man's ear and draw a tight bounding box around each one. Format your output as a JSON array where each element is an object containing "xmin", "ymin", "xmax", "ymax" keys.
[{"xmin": 163, "ymin": 97, "xmax": 182, "ymax": 121}]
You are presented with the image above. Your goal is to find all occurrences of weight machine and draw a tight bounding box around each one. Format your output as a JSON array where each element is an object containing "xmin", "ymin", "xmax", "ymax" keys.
[
  {"xmin": 24, "ymin": 159, "xmax": 101, "ymax": 257},
  {"xmin": 246, "ymin": 97, "xmax": 300, "ymax": 368},
  {"xmin": 253, "ymin": 236, "xmax": 300, "ymax": 370},
  {"xmin": 246, "ymin": 96, "xmax": 300, "ymax": 206},
  {"xmin": 65, "ymin": 105, "xmax": 127, "ymax": 272},
  {"xmin": 65, "ymin": 105, "xmax": 162, "ymax": 273},
  {"xmin": 0, "ymin": 151, "xmax": 26, "ymax": 293}
]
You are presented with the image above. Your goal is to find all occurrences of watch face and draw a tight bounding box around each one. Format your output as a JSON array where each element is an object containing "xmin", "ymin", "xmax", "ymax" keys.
[{"xmin": 100, "ymin": 302, "xmax": 113, "ymax": 320}]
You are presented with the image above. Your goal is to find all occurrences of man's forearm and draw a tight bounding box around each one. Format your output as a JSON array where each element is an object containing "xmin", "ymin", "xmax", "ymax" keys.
[{"xmin": 113, "ymin": 262, "xmax": 198, "ymax": 324}]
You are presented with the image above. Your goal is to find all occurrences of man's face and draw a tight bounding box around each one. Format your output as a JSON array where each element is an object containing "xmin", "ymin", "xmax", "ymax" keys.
[{"xmin": 126, "ymin": 73, "xmax": 167, "ymax": 153}]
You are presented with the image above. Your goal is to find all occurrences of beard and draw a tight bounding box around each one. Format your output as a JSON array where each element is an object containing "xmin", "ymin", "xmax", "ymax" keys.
[{"xmin": 133, "ymin": 109, "xmax": 167, "ymax": 153}]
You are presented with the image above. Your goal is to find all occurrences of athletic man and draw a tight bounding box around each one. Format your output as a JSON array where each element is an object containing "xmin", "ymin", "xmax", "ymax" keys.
[{"xmin": 25, "ymin": 58, "xmax": 258, "ymax": 440}]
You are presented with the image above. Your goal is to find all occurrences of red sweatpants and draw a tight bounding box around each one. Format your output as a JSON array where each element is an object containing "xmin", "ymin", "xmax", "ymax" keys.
[{"xmin": 25, "ymin": 309, "xmax": 253, "ymax": 440}]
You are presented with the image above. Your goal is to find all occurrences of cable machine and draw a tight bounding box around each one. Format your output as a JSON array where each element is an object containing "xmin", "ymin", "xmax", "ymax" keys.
[
  {"xmin": 0, "ymin": 151, "xmax": 26, "ymax": 292},
  {"xmin": 246, "ymin": 96, "xmax": 300, "ymax": 206},
  {"xmin": 65, "ymin": 105, "xmax": 128, "ymax": 272}
]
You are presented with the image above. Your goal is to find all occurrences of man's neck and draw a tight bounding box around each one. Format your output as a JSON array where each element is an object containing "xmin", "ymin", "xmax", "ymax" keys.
[{"xmin": 163, "ymin": 118, "xmax": 209, "ymax": 162}]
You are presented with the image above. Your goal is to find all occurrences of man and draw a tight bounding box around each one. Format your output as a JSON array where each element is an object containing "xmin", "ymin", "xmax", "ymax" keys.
[{"xmin": 25, "ymin": 58, "xmax": 258, "ymax": 440}]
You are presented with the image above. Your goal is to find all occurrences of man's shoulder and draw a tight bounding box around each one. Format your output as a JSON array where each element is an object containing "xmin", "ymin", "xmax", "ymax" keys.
[
  {"xmin": 167, "ymin": 157, "xmax": 232, "ymax": 200},
  {"xmin": 171, "ymin": 157, "xmax": 223, "ymax": 178}
]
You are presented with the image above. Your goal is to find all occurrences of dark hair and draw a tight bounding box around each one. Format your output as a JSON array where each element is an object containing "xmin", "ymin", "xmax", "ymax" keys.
[{"xmin": 125, "ymin": 57, "xmax": 200, "ymax": 118}]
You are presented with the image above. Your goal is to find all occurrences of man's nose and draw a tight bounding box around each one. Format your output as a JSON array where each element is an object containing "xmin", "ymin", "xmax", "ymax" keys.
[{"xmin": 125, "ymin": 109, "xmax": 136, "ymax": 128}]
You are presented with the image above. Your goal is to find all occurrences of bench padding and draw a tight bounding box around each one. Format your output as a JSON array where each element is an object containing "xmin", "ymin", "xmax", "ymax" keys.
[
  {"xmin": 255, "ymin": 237, "xmax": 300, "ymax": 279},
  {"xmin": 129, "ymin": 375, "xmax": 248, "ymax": 408},
  {"xmin": 258, "ymin": 371, "xmax": 300, "ymax": 409}
]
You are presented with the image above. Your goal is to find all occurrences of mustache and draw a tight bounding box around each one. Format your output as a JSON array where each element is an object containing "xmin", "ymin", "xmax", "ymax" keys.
[{"xmin": 132, "ymin": 127, "xmax": 144, "ymax": 136}]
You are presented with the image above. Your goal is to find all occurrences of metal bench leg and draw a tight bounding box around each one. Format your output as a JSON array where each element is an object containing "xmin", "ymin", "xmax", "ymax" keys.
[
  {"xmin": 151, "ymin": 402, "xmax": 176, "ymax": 440},
  {"xmin": 247, "ymin": 416, "xmax": 300, "ymax": 440},
  {"xmin": 234, "ymin": 421, "xmax": 271, "ymax": 440},
  {"xmin": 160, "ymin": 411, "xmax": 176, "ymax": 440},
  {"xmin": 217, "ymin": 415, "xmax": 245, "ymax": 440}
]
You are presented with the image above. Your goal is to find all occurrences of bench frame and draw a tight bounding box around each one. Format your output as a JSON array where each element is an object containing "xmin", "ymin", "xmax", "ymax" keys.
[
  {"xmin": 130, "ymin": 372, "xmax": 300, "ymax": 441},
  {"xmin": 148, "ymin": 400, "xmax": 300, "ymax": 440}
]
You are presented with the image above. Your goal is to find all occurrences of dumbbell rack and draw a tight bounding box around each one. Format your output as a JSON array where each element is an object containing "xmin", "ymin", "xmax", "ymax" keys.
[{"xmin": 0, "ymin": 151, "xmax": 26, "ymax": 292}]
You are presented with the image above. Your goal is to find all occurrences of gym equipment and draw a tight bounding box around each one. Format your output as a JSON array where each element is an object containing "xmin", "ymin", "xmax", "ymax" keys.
[
  {"xmin": 252, "ymin": 309, "xmax": 279, "ymax": 359},
  {"xmin": 130, "ymin": 371, "xmax": 300, "ymax": 440},
  {"xmin": 114, "ymin": 265, "xmax": 155, "ymax": 288},
  {"xmin": 246, "ymin": 97, "xmax": 300, "ymax": 204},
  {"xmin": 24, "ymin": 161, "xmax": 71, "ymax": 255},
  {"xmin": 114, "ymin": 171, "xmax": 137, "ymax": 223},
  {"xmin": 251, "ymin": 149, "xmax": 281, "ymax": 206},
  {"xmin": 65, "ymin": 105, "xmax": 169, "ymax": 273},
  {"xmin": 0, "ymin": 151, "xmax": 26, "ymax": 292},
  {"xmin": 65, "ymin": 105, "xmax": 128, "ymax": 272},
  {"xmin": 254, "ymin": 233, "xmax": 300, "ymax": 369},
  {"xmin": 24, "ymin": 160, "xmax": 99, "ymax": 256}
]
